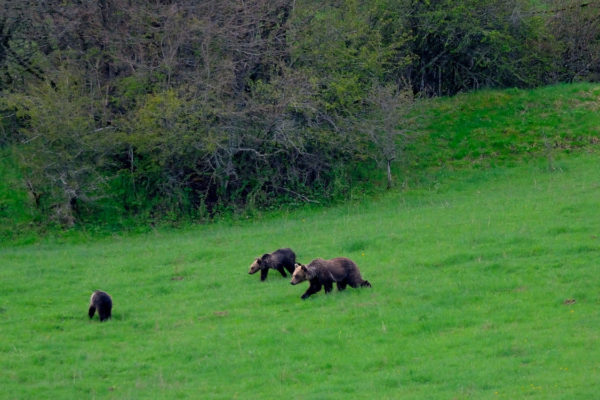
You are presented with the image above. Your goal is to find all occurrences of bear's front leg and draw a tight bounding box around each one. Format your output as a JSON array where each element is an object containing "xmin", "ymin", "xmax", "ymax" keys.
[
  {"xmin": 301, "ymin": 282, "xmax": 322, "ymax": 299},
  {"xmin": 260, "ymin": 268, "xmax": 269, "ymax": 281}
]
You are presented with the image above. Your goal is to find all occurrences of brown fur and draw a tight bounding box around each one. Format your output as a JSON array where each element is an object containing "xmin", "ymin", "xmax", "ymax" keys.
[{"xmin": 291, "ymin": 257, "xmax": 371, "ymax": 299}]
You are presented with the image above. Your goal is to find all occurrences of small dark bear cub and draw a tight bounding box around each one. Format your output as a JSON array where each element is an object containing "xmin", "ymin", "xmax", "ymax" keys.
[
  {"xmin": 290, "ymin": 257, "xmax": 371, "ymax": 299},
  {"xmin": 248, "ymin": 248, "xmax": 296, "ymax": 281},
  {"xmin": 88, "ymin": 290, "xmax": 112, "ymax": 322}
]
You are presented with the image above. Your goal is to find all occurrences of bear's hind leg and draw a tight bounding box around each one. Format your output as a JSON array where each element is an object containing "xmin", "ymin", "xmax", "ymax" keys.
[
  {"xmin": 277, "ymin": 266, "xmax": 287, "ymax": 277},
  {"xmin": 324, "ymin": 282, "xmax": 333, "ymax": 293},
  {"xmin": 99, "ymin": 308, "xmax": 111, "ymax": 322},
  {"xmin": 336, "ymin": 281, "xmax": 347, "ymax": 291},
  {"xmin": 284, "ymin": 263, "xmax": 295, "ymax": 274}
]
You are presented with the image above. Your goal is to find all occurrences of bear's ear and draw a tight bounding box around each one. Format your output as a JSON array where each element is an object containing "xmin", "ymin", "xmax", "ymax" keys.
[
  {"xmin": 255, "ymin": 258, "xmax": 262, "ymax": 265},
  {"xmin": 301, "ymin": 265, "xmax": 307, "ymax": 272}
]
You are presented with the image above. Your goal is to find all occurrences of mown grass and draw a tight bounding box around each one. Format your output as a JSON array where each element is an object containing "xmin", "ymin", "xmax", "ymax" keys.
[{"xmin": 1, "ymin": 151, "xmax": 599, "ymax": 399}]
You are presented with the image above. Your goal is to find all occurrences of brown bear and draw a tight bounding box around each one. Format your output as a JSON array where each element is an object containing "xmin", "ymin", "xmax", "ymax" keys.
[
  {"xmin": 88, "ymin": 290, "xmax": 112, "ymax": 322},
  {"xmin": 290, "ymin": 257, "xmax": 371, "ymax": 299},
  {"xmin": 248, "ymin": 248, "xmax": 296, "ymax": 281}
]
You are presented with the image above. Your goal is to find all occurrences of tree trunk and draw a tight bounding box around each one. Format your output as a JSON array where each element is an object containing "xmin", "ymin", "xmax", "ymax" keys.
[{"xmin": 386, "ymin": 159, "xmax": 392, "ymax": 189}]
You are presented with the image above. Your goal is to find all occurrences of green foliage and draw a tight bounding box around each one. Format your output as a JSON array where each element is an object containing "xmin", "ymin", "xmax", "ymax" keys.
[
  {"xmin": 289, "ymin": 0, "xmax": 413, "ymax": 114},
  {"xmin": 546, "ymin": 0, "xmax": 600, "ymax": 82},
  {"xmin": 0, "ymin": 147, "xmax": 40, "ymax": 241},
  {"xmin": 1, "ymin": 0, "xmax": 599, "ymax": 228},
  {"xmin": 4, "ymin": 71, "xmax": 119, "ymax": 226},
  {"xmin": 3, "ymin": 80, "xmax": 600, "ymax": 232},
  {"xmin": 1, "ymin": 153, "xmax": 600, "ymax": 398},
  {"xmin": 0, "ymin": 106, "xmax": 23, "ymax": 146},
  {"xmin": 405, "ymin": 0, "xmax": 552, "ymax": 94}
]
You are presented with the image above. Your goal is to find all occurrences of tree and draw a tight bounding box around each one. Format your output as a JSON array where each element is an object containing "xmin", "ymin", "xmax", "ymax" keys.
[
  {"xmin": 8, "ymin": 72, "xmax": 117, "ymax": 226},
  {"xmin": 1, "ymin": 0, "xmax": 598, "ymax": 227},
  {"xmin": 360, "ymin": 83, "xmax": 415, "ymax": 189},
  {"xmin": 405, "ymin": 0, "xmax": 552, "ymax": 95},
  {"xmin": 546, "ymin": 0, "xmax": 600, "ymax": 82}
]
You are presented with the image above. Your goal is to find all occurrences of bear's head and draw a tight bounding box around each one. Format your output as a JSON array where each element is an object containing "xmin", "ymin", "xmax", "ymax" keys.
[
  {"xmin": 290, "ymin": 263, "xmax": 310, "ymax": 285},
  {"xmin": 248, "ymin": 254, "xmax": 269, "ymax": 274}
]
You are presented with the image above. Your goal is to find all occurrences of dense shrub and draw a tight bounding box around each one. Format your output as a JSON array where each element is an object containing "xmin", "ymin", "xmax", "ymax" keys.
[{"xmin": 0, "ymin": 0, "xmax": 597, "ymax": 225}]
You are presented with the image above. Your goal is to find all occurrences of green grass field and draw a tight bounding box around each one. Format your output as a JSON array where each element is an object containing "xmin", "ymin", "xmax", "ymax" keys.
[
  {"xmin": 1, "ymin": 151, "xmax": 599, "ymax": 399},
  {"xmin": 409, "ymin": 83, "xmax": 600, "ymax": 171}
]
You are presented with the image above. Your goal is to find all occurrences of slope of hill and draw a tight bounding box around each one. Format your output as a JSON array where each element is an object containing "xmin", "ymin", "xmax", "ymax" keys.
[
  {"xmin": 1, "ymin": 147, "xmax": 599, "ymax": 398},
  {"xmin": 1, "ymin": 82, "xmax": 599, "ymax": 240},
  {"xmin": 408, "ymin": 82, "xmax": 600, "ymax": 171}
]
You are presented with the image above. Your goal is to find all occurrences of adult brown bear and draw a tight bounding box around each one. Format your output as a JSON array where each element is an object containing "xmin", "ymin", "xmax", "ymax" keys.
[
  {"xmin": 248, "ymin": 248, "xmax": 296, "ymax": 281},
  {"xmin": 290, "ymin": 257, "xmax": 371, "ymax": 299},
  {"xmin": 88, "ymin": 290, "xmax": 112, "ymax": 322}
]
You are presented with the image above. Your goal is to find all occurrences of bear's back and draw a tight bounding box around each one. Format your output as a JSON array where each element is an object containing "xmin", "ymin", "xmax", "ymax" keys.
[
  {"xmin": 269, "ymin": 248, "xmax": 296, "ymax": 264},
  {"xmin": 328, "ymin": 257, "xmax": 357, "ymax": 270},
  {"xmin": 91, "ymin": 290, "xmax": 112, "ymax": 308},
  {"xmin": 308, "ymin": 257, "xmax": 355, "ymax": 280}
]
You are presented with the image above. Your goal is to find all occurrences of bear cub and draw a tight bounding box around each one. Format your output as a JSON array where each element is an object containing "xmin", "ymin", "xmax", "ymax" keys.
[
  {"xmin": 290, "ymin": 257, "xmax": 371, "ymax": 299},
  {"xmin": 88, "ymin": 290, "xmax": 112, "ymax": 322},
  {"xmin": 248, "ymin": 248, "xmax": 296, "ymax": 281}
]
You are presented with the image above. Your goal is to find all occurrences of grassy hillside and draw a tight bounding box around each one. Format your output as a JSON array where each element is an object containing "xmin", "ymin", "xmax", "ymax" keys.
[
  {"xmin": 406, "ymin": 83, "xmax": 600, "ymax": 172},
  {"xmin": 1, "ymin": 151, "xmax": 599, "ymax": 399}
]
